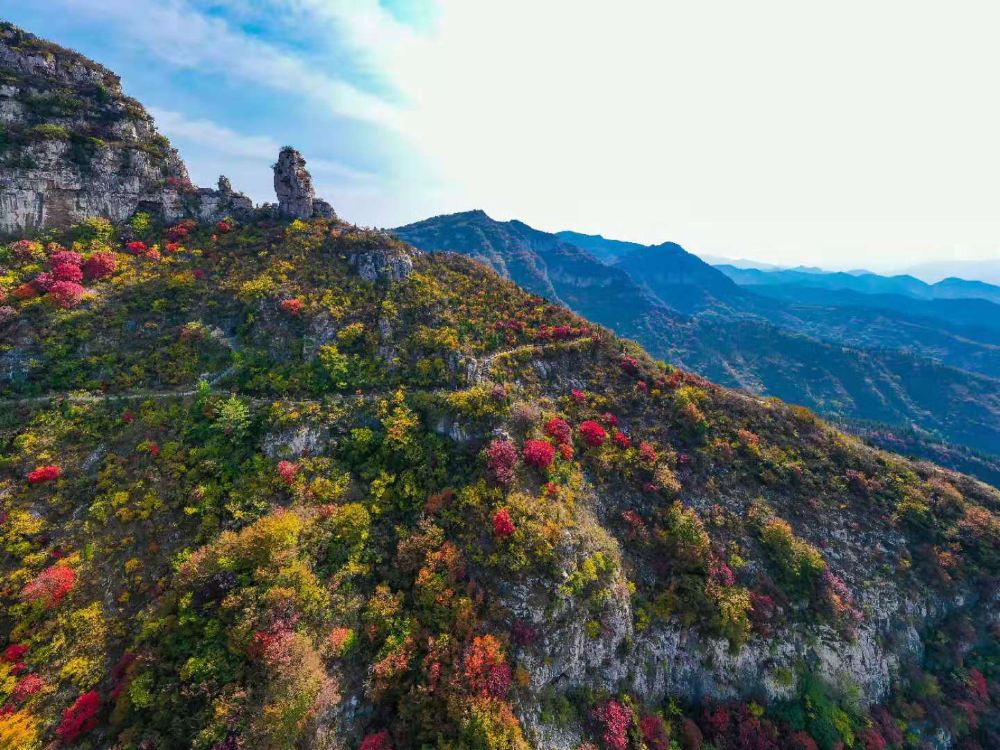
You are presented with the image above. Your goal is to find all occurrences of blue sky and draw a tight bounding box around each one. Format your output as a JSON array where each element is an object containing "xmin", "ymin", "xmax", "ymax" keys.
[{"xmin": 7, "ymin": 1, "xmax": 1000, "ymax": 270}]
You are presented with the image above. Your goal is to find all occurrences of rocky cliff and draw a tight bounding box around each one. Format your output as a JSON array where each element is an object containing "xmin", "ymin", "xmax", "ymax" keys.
[{"xmin": 0, "ymin": 22, "xmax": 258, "ymax": 234}]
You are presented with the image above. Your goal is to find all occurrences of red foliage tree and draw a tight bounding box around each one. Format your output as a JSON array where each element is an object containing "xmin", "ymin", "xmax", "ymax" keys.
[
  {"xmin": 544, "ymin": 417, "xmax": 572, "ymax": 445},
  {"xmin": 21, "ymin": 565, "xmax": 76, "ymax": 608},
  {"xmin": 49, "ymin": 250, "xmax": 82, "ymax": 267},
  {"xmin": 82, "ymin": 252, "xmax": 116, "ymax": 281},
  {"xmin": 55, "ymin": 690, "xmax": 101, "ymax": 743},
  {"xmin": 703, "ymin": 705, "xmax": 731, "ymax": 736},
  {"xmin": 612, "ymin": 431, "xmax": 631, "ymax": 449},
  {"xmin": 217, "ymin": 220, "xmax": 233, "ymax": 233},
  {"xmin": 620, "ymin": 356, "xmax": 640, "ymax": 375},
  {"xmin": 639, "ymin": 442, "xmax": 657, "ymax": 463},
  {"xmin": 593, "ymin": 699, "xmax": 630, "ymax": 750},
  {"xmin": 463, "ymin": 635, "xmax": 511, "ymax": 697},
  {"xmin": 280, "ymin": 298, "xmax": 305, "ymax": 316},
  {"xmin": 486, "ymin": 439, "xmax": 518, "ymax": 487},
  {"xmin": 11, "ymin": 674, "xmax": 44, "ymax": 703},
  {"xmin": 709, "ymin": 560, "xmax": 735, "ymax": 587},
  {"xmin": 125, "ymin": 241, "xmax": 147, "ymax": 255},
  {"xmin": 277, "ymin": 460, "xmax": 299, "ymax": 485},
  {"xmin": 12, "ymin": 282, "xmax": 39, "ymax": 300},
  {"xmin": 858, "ymin": 728, "xmax": 888, "ymax": 750},
  {"xmin": 32, "ymin": 272, "xmax": 54, "ymax": 292},
  {"xmin": 2, "ymin": 644, "xmax": 28, "ymax": 662},
  {"xmin": 165, "ymin": 223, "xmax": 191, "ymax": 241},
  {"xmin": 27, "ymin": 465, "xmax": 61, "ymax": 484},
  {"xmin": 51, "ymin": 262, "xmax": 83, "ymax": 283},
  {"xmin": 578, "ymin": 421, "xmax": 607, "ymax": 447},
  {"xmin": 571, "ymin": 388, "xmax": 587, "ymax": 404},
  {"xmin": 48, "ymin": 281, "xmax": 86, "ymax": 309},
  {"xmin": 967, "ymin": 668, "xmax": 989, "ymax": 704},
  {"xmin": 523, "ymin": 439, "xmax": 555, "ymax": 469},
  {"xmin": 870, "ymin": 706, "xmax": 903, "ymax": 747},
  {"xmin": 492, "ymin": 509, "xmax": 515, "ymax": 540},
  {"xmin": 640, "ymin": 714, "xmax": 670, "ymax": 750},
  {"xmin": 559, "ymin": 443, "xmax": 574, "ymax": 460}
]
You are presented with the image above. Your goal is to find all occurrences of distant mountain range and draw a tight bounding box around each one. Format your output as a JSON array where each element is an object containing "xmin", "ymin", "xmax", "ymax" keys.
[
  {"xmin": 395, "ymin": 211, "xmax": 1000, "ymax": 485},
  {"xmin": 901, "ymin": 258, "xmax": 1000, "ymax": 285},
  {"xmin": 717, "ymin": 265, "xmax": 1000, "ymax": 305}
]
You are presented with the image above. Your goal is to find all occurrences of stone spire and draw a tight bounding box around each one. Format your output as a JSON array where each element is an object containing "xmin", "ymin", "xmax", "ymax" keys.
[{"xmin": 273, "ymin": 147, "xmax": 316, "ymax": 219}]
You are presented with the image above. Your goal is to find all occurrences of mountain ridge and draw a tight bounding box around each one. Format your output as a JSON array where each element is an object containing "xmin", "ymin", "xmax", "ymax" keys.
[{"xmin": 396, "ymin": 212, "xmax": 1000, "ymax": 483}]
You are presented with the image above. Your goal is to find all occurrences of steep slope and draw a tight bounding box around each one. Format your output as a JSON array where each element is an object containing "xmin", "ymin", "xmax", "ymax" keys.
[
  {"xmin": 396, "ymin": 213, "xmax": 1000, "ymax": 478},
  {"xmin": 391, "ymin": 210, "xmax": 691, "ymax": 339},
  {"xmin": 2, "ymin": 214, "xmax": 998, "ymax": 750}
]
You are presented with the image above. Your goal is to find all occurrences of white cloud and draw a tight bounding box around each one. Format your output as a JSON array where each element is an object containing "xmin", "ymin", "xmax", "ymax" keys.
[
  {"xmin": 150, "ymin": 107, "xmax": 379, "ymax": 182},
  {"xmin": 149, "ymin": 108, "xmax": 280, "ymax": 162},
  {"xmin": 53, "ymin": 0, "xmax": 401, "ymax": 129},
  {"xmin": 303, "ymin": 0, "xmax": 1000, "ymax": 266}
]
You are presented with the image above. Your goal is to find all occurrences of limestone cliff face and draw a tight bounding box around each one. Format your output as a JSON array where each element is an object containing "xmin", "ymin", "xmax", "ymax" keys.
[{"xmin": 0, "ymin": 22, "xmax": 253, "ymax": 234}]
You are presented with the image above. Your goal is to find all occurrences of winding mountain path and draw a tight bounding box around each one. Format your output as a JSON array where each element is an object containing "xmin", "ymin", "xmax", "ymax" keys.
[{"xmin": 0, "ymin": 339, "xmax": 592, "ymax": 409}]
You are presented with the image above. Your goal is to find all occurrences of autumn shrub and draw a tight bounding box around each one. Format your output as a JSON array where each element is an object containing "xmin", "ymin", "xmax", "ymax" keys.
[
  {"xmin": 0, "ymin": 709, "xmax": 41, "ymax": 750},
  {"xmin": 593, "ymin": 699, "xmax": 630, "ymax": 750},
  {"xmin": 55, "ymin": 690, "xmax": 101, "ymax": 743},
  {"xmin": 619, "ymin": 356, "xmax": 640, "ymax": 375},
  {"xmin": 579, "ymin": 420, "xmax": 607, "ymax": 447},
  {"xmin": 544, "ymin": 417, "xmax": 572, "ymax": 445},
  {"xmin": 522, "ymin": 439, "xmax": 555, "ymax": 470},
  {"xmin": 82, "ymin": 252, "xmax": 116, "ymax": 280},
  {"xmin": 12, "ymin": 282, "xmax": 40, "ymax": 302},
  {"xmin": 48, "ymin": 280, "xmax": 86, "ymax": 309},
  {"xmin": 463, "ymin": 635, "xmax": 511, "ymax": 698},
  {"xmin": 11, "ymin": 674, "xmax": 44, "ymax": 703},
  {"xmin": 2, "ymin": 644, "xmax": 28, "ymax": 662},
  {"xmin": 277, "ymin": 460, "xmax": 298, "ymax": 485},
  {"xmin": 280, "ymin": 298, "xmax": 304, "ymax": 316},
  {"xmin": 21, "ymin": 564, "xmax": 76, "ymax": 608},
  {"xmin": 32, "ymin": 272, "xmax": 54, "ymax": 291},
  {"xmin": 641, "ymin": 714, "xmax": 670, "ymax": 750},
  {"xmin": 49, "ymin": 249, "xmax": 81, "ymax": 266},
  {"xmin": 493, "ymin": 509, "xmax": 515, "ymax": 540},
  {"xmin": 486, "ymin": 440, "xmax": 518, "ymax": 487},
  {"xmin": 27, "ymin": 465, "xmax": 61, "ymax": 483},
  {"xmin": 758, "ymin": 517, "xmax": 826, "ymax": 593},
  {"xmin": 52, "ymin": 262, "xmax": 83, "ymax": 282},
  {"xmin": 10, "ymin": 239, "xmax": 44, "ymax": 261}
]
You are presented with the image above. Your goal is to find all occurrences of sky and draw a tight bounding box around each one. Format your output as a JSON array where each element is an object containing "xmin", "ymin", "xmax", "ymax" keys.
[{"xmin": 8, "ymin": 1, "xmax": 1000, "ymax": 272}]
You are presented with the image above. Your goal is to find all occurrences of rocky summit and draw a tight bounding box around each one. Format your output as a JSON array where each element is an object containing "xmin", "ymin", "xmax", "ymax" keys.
[{"xmin": 0, "ymin": 20, "xmax": 998, "ymax": 750}]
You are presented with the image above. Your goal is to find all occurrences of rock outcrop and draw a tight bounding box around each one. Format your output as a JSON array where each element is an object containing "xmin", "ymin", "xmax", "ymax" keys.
[
  {"xmin": 0, "ymin": 23, "xmax": 256, "ymax": 234},
  {"xmin": 273, "ymin": 146, "xmax": 336, "ymax": 220}
]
